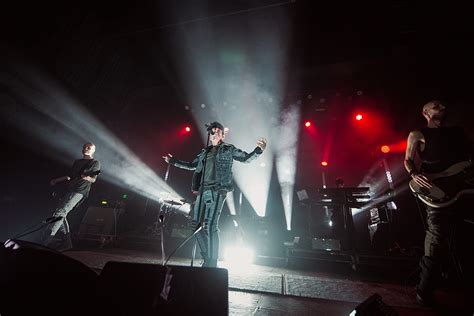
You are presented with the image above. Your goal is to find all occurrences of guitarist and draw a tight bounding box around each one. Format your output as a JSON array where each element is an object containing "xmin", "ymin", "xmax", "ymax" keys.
[
  {"xmin": 404, "ymin": 100, "xmax": 471, "ymax": 306},
  {"xmin": 42, "ymin": 142, "xmax": 101, "ymax": 251}
]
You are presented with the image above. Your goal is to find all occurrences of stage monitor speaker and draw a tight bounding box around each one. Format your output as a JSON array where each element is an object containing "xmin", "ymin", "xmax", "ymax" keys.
[
  {"xmin": 312, "ymin": 238, "xmax": 341, "ymax": 251},
  {"xmin": 78, "ymin": 206, "xmax": 116, "ymax": 236},
  {"xmin": 293, "ymin": 236, "xmax": 312, "ymax": 249},
  {"xmin": 96, "ymin": 261, "xmax": 228, "ymax": 315},
  {"xmin": 0, "ymin": 240, "xmax": 98, "ymax": 316}
]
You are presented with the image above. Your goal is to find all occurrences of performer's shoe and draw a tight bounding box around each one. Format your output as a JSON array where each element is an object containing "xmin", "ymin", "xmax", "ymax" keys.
[{"xmin": 201, "ymin": 259, "xmax": 217, "ymax": 268}]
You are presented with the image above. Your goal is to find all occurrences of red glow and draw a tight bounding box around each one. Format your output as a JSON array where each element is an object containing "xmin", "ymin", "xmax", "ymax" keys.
[
  {"xmin": 381, "ymin": 145, "xmax": 391, "ymax": 154},
  {"xmin": 304, "ymin": 121, "xmax": 311, "ymax": 128},
  {"xmin": 185, "ymin": 126, "xmax": 191, "ymax": 133},
  {"xmin": 355, "ymin": 114, "xmax": 363, "ymax": 121},
  {"xmin": 321, "ymin": 161, "xmax": 328, "ymax": 167},
  {"xmin": 382, "ymin": 140, "xmax": 407, "ymax": 153}
]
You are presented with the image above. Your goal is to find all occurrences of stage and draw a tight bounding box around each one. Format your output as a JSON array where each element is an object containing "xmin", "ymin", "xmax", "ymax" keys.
[{"xmin": 62, "ymin": 246, "xmax": 471, "ymax": 315}]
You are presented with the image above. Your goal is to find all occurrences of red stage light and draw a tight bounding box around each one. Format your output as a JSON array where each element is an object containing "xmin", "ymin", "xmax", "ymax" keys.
[
  {"xmin": 185, "ymin": 126, "xmax": 191, "ymax": 133},
  {"xmin": 321, "ymin": 161, "xmax": 328, "ymax": 167},
  {"xmin": 304, "ymin": 121, "xmax": 311, "ymax": 128},
  {"xmin": 381, "ymin": 145, "xmax": 390, "ymax": 154},
  {"xmin": 355, "ymin": 114, "xmax": 363, "ymax": 121}
]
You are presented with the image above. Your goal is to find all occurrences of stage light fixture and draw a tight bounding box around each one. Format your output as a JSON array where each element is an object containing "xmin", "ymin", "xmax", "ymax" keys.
[{"xmin": 380, "ymin": 145, "xmax": 390, "ymax": 154}]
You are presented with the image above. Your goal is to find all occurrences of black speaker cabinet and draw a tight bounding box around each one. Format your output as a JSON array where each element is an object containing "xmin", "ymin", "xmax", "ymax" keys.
[
  {"xmin": 96, "ymin": 261, "xmax": 228, "ymax": 315},
  {"xmin": 351, "ymin": 293, "xmax": 398, "ymax": 316},
  {"xmin": 0, "ymin": 240, "xmax": 98, "ymax": 316}
]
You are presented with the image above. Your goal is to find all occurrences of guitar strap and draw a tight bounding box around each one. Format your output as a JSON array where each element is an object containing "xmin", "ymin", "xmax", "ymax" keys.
[
  {"xmin": 58, "ymin": 159, "xmax": 98, "ymax": 206},
  {"xmin": 78, "ymin": 159, "xmax": 97, "ymax": 176},
  {"xmin": 73, "ymin": 159, "xmax": 98, "ymax": 205}
]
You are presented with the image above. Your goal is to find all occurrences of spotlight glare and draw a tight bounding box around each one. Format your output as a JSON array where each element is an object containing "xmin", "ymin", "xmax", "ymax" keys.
[
  {"xmin": 224, "ymin": 246, "xmax": 254, "ymax": 265},
  {"xmin": 304, "ymin": 121, "xmax": 311, "ymax": 128},
  {"xmin": 381, "ymin": 145, "xmax": 390, "ymax": 153},
  {"xmin": 321, "ymin": 161, "xmax": 328, "ymax": 167},
  {"xmin": 356, "ymin": 114, "xmax": 363, "ymax": 121},
  {"xmin": 0, "ymin": 66, "xmax": 183, "ymax": 205},
  {"xmin": 185, "ymin": 126, "xmax": 191, "ymax": 133}
]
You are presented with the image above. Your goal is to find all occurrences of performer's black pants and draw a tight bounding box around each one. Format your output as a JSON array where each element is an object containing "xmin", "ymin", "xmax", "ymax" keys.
[
  {"xmin": 417, "ymin": 207, "xmax": 455, "ymax": 296},
  {"xmin": 191, "ymin": 190, "xmax": 227, "ymax": 267}
]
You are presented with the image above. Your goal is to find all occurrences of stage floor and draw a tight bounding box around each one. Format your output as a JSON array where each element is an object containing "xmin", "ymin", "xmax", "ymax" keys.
[{"xmin": 63, "ymin": 247, "xmax": 473, "ymax": 315}]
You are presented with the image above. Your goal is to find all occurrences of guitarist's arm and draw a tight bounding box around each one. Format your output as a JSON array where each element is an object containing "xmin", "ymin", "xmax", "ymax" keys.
[
  {"xmin": 405, "ymin": 131, "xmax": 432, "ymax": 189},
  {"xmin": 50, "ymin": 176, "xmax": 71, "ymax": 186},
  {"xmin": 81, "ymin": 160, "xmax": 101, "ymax": 183},
  {"xmin": 81, "ymin": 174, "xmax": 97, "ymax": 183}
]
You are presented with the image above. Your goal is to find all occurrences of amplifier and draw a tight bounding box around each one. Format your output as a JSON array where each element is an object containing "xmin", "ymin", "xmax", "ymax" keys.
[{"xmin": 78, "ymin": 207, "xmax": 117, "ymax": 239}]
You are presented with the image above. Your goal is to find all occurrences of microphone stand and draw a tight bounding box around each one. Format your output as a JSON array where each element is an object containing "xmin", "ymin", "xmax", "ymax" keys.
[
  {"xmin": 7, "ymin": 217, "xmax": 63, "ymax": 242},
  {"xmin": 159, "ymin": 164, "xmax": 172, "ymax": 265},
  {"xmin": 164, "ymin": 129, "xmax": 212, "ymax": 267}
]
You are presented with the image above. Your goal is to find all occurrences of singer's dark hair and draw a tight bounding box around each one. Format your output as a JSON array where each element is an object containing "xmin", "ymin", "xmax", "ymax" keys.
[{"xmin": 206, "ymin": 121, "xmax": 224, "ymax": 131}]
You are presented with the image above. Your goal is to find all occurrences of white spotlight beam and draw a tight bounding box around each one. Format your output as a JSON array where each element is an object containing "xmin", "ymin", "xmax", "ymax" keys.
[
  {"xmin": 275, "ymin": 105, "xmax": 300, "ymax": 230},
  {"xmin": 167, "ymin": 8, "xmax": 290, "ymax": 217},
  {"xmin": 1, "ymin": 68, "xmax": 181, "ymax": 203},
  {"xmin": 191, "ymin": 86, "xmax": 279, "ymax": 217},
  {"xmin": 355, "ymin": 156, "xmax": 408, "ymax": 216}
]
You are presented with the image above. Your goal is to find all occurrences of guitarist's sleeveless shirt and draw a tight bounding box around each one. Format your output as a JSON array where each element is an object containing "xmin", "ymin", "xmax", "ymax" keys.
[{"xmin": 420, "ymin": 126, "xmax": 470, "ymax": 173}]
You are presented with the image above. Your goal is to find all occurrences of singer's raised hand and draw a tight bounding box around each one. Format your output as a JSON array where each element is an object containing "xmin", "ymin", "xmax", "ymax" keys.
[
  {"xmin": 162, "ymin": 153, "xmax": 173, "ymax": 163},
  {"xmin": 257, "ymin": 137, "xmax": 267, "ymax": 151}
]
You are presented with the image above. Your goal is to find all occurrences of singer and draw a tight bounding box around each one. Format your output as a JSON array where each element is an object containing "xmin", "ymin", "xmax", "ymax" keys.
[
  {"xmin": 42, "ymin": 143, "xmax": 101, "ymax": 251},
  {"xmin": 163, "ymin": 121, "xmax": 266, "ymax": 267}
]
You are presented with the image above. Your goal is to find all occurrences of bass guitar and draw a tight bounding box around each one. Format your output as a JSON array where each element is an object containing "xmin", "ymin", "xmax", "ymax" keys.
[
  {"xmin": 409, "ymin": 161, "xmax": 474, "ymax": 208},
  {"xmin": 52, "ymin": 170, "xmax": 101, "ymax": 200}
]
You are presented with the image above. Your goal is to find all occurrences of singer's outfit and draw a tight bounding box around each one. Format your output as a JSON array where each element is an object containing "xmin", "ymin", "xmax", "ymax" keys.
[
  {"xmin": 169, "ymin": 142, "xmax": 262, "ymax": 267},
  {"xmin": 42, "ymin": 158, "xmax": 100, "ymax": 251}
]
